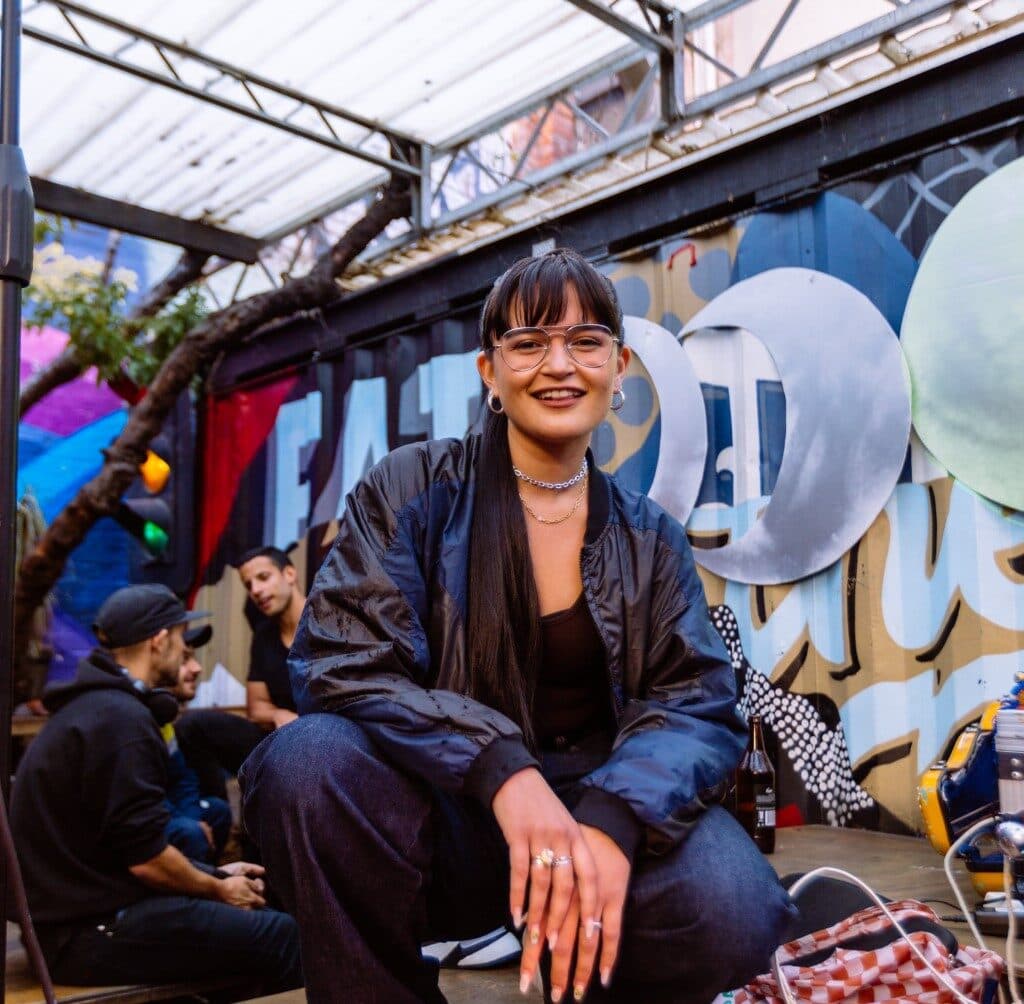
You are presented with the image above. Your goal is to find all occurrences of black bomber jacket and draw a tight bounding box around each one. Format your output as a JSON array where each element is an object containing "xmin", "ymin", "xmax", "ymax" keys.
[{"xmin": 291, "ymin": 433, "xmax": 746, "ymax": 858}]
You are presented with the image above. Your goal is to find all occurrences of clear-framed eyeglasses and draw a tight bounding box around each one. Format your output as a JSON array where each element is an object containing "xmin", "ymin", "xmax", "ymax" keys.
[{"xmin": 491, "ymin": 324, "xmax": 619, "ymax": 371}]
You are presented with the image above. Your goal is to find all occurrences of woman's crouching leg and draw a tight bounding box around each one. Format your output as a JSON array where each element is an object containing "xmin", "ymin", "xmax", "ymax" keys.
[
  {"xmin": 239, "ymin": 714, "xmax": 444, "ymax": 1004},
  {"xmin": 592, "ymin": 806, "xmax": 796, "ymax": 1003}
]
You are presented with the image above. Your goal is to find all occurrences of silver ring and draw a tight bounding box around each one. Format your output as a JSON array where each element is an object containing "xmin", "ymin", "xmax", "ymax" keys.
[
  {"xmin": 532, "ymin": 848, "xmax": 555, "ymax": 868},
  {"xmin": 591, "ymin": 920, "xmax": 602, "ymax": 930},
  {"xmin": 552, "ymin": 855, "xmax": 573, "ymax": 868}
]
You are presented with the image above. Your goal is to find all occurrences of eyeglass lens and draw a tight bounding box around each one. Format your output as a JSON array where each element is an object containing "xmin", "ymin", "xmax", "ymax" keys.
[{"xmin": 499, "ymin": 325, "xmax": 615, "ymax": 370}]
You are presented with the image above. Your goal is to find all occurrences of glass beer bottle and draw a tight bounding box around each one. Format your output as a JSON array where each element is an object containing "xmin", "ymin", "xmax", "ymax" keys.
[{"xmin": 736, "ymin": 714, "xmax": 776, "ymax": 854}]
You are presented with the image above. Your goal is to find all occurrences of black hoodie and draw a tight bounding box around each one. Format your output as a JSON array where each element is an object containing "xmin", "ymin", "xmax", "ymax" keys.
[{"xmin": 10, "ymin": 648, "xmax": 171, "ymax": 926}]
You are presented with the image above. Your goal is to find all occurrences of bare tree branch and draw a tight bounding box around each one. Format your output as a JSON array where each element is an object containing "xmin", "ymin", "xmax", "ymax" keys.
[
  {"xmin": 133, "ymin": 248, "xmax": 209, "ymax": 321},
  {"xmin": 101, "ymin": 231, "xmax": 124, "ymax": 283},
  {"xmin": 18, "ymin": 248, "xmax": 210, "ymax": 418},
  {"xmin": 18, "ymin": 344, "xmax": 86, "ymax": 420},
  {"xmin": 14, "ymin": 177, "xmax": 411, "ymax": 649}
]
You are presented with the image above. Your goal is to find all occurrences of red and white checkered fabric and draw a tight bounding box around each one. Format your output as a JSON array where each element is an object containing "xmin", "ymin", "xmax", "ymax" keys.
[{"xmin": 734, "ymin": 900, "xmax": 1004, "ymax": 1003}]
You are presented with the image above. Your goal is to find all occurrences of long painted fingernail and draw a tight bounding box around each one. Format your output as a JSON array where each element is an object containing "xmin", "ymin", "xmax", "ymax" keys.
[
  {"xmin": 520, "ymin": 972, "xmax": 531, "ymax": 994},
  {"xmin": 574, "ymin": 986, "xmax": 585, "ymax": 1001},
  {"xmin": 512, "ymin": 908, "xmax": 523, "ymax": 929},
  {"xmin": 547, "ymin": 930, "xmax": 558, "ymax": 952},
  {"xmin": 551, "ymin": 988, "xmax": 563, "ymax": 1003},
  {"xmin": 601, "ymin": 968, "xmax": 612, "ymax": 988},
  {"xmin": 529, "ymin": 926, "xmax": 540, "ymax": 945}
]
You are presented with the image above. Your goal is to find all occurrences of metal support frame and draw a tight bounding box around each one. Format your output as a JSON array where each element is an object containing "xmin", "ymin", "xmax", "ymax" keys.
[
  {"xmin": 0, "ymin": 0, "xmax": 34, "ymax": 998},
  {"xmin": 565, "ymin": 0, "xmax": 672, "ymax": 52},
  {"xmin": 30, "ymin": 176, "xmax": 262, "ymax": 261},
  {"xmin": 12, "ymin": 0, "xmax": 1002, "ymax": 275},
  {"xmin": 26, "ymin": 0, "xmax": 428, "ymax": 179},
  {"xmin": 348, "ymin": 0, "xmax": 976, "ymax": 265}
]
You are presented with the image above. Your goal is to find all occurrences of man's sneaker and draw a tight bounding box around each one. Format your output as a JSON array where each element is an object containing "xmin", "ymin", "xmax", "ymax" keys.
[{"xmin": 421, "ymin": 926, "xmax": 521, "ymax": 969}]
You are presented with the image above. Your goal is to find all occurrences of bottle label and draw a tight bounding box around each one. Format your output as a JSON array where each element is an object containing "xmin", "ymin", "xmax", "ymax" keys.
[{"xmin": 755, "ymin": 786, "xmax": 776, "ymax": 829}]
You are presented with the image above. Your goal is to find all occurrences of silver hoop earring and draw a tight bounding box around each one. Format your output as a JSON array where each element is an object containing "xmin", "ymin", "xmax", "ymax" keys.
[
  {"xmin": 610, "ymin": 387, "xmax": 626, "ymax": 412},
  {"xmin": 487, "ymin": 390, "xmax": 504, "ymax": 414}
]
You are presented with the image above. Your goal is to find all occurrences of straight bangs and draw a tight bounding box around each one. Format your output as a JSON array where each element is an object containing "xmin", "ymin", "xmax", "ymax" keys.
[{"xmin": 480, "ymin": 248, "xmax": 622, "ymax": 348}]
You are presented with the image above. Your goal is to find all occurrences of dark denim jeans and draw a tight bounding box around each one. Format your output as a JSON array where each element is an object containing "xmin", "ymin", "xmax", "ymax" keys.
[
  {"xmin": 241, "ymin": 713, "xmax": 795, "ymax": 1004},
  {"xmin": 165, "ymin": 795, "xmax": 233, "ymax": 863},
  {"xmin": 175, "ymin": 709, "xmax": 268, "ymax": 801},
  {"xmin": 37, "ymin": 894, "xmax": 302, "ymax": 993}
]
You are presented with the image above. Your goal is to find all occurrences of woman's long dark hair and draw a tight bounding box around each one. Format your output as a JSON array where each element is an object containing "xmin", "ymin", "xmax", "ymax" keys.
[{"xmin": 464, "ymin": 249, "xmax": 622, "ymax": 748}]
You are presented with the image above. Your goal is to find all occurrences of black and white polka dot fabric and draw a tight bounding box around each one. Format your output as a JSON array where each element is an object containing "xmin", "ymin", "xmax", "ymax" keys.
[{"xmin": 711, "ymin": 604, "xmax": 875, "ymax": 826}]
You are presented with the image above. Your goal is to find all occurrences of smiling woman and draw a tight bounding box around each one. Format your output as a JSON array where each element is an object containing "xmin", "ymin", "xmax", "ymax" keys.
[{"xmin": 239, "ymin": 247, "xmax": 795, "ymax": 1004}]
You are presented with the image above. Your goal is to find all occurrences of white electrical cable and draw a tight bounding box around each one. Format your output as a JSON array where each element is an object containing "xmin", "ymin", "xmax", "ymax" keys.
[
  {"xmin": 944, "ymin": 815, "xmax": 1001, "ymax": 953},
  {"xmin": 770, "ymin": 865, "xmax": 981, "ymax": 1004},
  {"xmin": 1002, "ymin": 857, "xmax": 1023, "ymax": 1004}
]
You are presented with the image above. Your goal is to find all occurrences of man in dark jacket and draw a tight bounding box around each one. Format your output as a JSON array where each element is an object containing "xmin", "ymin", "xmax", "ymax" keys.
[
  {"xmin": 10, "ymin": 584, "xmax": 302, "ymax": 992},
  {"xmin": 163, "ymin": 624, "xmax": 232, "ymax": 864}
]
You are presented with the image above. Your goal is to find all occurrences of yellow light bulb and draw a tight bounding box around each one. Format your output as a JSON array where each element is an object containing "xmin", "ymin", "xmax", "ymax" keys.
[{"xmin": 140, "ymin": 450, "xmax": 170, "ymax": 493}]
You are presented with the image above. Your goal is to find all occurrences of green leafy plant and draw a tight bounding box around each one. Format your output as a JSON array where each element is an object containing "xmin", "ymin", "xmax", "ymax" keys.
[{"xmin": 23, "ymin": 218, "xmax": 208, "ymax": 388}]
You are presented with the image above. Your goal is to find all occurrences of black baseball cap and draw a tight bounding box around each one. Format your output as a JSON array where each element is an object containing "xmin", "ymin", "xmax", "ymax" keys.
[
  {"xmin": 94, "ymin": 584, "xmax": 210, "ymax": 649},
  {"xmin": 184, "ymin": 624, "xmax": 212, "ymax": 649}
]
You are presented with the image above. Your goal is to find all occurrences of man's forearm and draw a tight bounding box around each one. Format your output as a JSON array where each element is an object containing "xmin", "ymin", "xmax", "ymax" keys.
[
  {"xmin": 129, "ymin": 844, "xmax": 222, "ymax": 899},
  {"xmin": 248, "ymin": 698, "xmax": 296, "ymax": 729}
]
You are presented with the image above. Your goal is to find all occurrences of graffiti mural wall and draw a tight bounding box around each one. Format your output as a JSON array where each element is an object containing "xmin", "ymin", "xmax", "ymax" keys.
[
  {"xmin": 199, "ymin": 129, "xmax": 1024, "ymax": 834},
  {"xmin": 17, "ymin": 221, "xmax": 177, "ymax": 695}
]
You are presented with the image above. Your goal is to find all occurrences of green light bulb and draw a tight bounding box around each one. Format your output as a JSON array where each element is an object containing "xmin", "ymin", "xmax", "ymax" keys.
[{"xmin": 142, "ymin": 521, "xmax": 169, "ymax": 555}]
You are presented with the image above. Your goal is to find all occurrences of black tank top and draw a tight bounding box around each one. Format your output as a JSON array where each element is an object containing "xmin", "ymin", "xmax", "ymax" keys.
[{"xmin": 533, "ymin": 593, "xmax": 614, "ymax": 751}]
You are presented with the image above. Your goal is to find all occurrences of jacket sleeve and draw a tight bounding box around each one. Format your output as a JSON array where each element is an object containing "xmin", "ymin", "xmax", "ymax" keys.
[
  {"xmin": 576, "ymin": 516, "xmax": 746, "ymax": 856},
  {"xmin": 97, "ymin": 735, "xmax": 171, "ymax": 867},
  {"xmin": 291, "ymin": 457, "xmax": 538, "ymax": 804}
]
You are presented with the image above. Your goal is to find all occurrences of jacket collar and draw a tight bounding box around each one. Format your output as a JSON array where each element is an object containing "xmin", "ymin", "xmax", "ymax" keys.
[{"xmin": 584, "ymin": 449, "xmax": 611, "ymax": 546}]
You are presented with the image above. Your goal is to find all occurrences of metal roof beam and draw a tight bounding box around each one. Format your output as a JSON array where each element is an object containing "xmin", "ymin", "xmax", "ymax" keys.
[
  {"xmin": 31, "ymin": 177, "xmax": 263, "ymax": 262},
  {"xmin": 440, "ymin": 46, "xmax": 642, "ymax": 150},
  {"xmin": 681, "ymin": 0, "xmax": 755, "ymax": 32},
  {"xmin": 564, "ymin": 0, "xmax": 672, "ymax": 52},
  {"xmin": 683, "ymin": 0, "xmax": 967, "ymax": 119},
  {"xmin": 43, "ymin": 0, "xmax": 422, "ymax": 145},
  {"xmin": 24, "ymin": 0, "xmax": 424, "ymax": 178},
  {"xmin": 259, "ymin": 46, "xmax": 646, "ymax": 244}
]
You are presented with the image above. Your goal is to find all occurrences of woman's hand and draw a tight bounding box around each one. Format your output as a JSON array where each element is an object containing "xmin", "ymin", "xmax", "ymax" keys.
[
  {"xmin": 583, "ymin": 826, "xmax": 630, "ymax": 994},
  {"xmin": 548, "ymin": 825, "xmax": 630, "ymax": 1001},
  {"xmin": 491, "ymin": 768, "xmax": 598, "ymax": 993}
]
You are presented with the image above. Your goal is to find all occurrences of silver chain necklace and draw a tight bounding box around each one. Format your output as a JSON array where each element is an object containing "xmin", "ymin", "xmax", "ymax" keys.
[{"xmin": 512, "ymin": 457, "xmax": 587, "ymax": 492}]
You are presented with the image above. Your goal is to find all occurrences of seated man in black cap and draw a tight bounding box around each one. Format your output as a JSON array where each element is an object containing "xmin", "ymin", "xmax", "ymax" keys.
[
  {"xmin": 9, "ymin": 584, "xmax": 302, "ymax": 992},
  {"xmin": 163, "ymin": 623, "xmax": 232, "ymax": 865}
]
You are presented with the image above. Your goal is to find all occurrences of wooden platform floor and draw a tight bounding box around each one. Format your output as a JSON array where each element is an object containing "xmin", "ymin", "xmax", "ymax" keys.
[{"xmin": 239, "ymin": 824, "xmax": 982, "ymax": 1004}]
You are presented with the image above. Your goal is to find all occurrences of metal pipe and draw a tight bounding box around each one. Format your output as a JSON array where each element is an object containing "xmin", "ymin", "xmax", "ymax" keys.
[
  {"xmin": 1, "ymin": 0, "xmax": 19, "ymax": 143},
  {"xmin": 1, "ymin": 5, "xmax": 36, "ymax": 1001}
]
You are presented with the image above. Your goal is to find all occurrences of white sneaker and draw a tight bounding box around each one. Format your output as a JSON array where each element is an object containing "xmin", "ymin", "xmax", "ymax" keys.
[{"xmin": 421, "ymin": 927, "xmax": 521, "ymax": 969}]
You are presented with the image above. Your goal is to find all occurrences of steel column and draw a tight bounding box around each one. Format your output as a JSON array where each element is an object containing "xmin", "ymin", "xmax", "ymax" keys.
[{"xmin": 0, "ymin": 0, "xmax": 34, "ymax": 999}]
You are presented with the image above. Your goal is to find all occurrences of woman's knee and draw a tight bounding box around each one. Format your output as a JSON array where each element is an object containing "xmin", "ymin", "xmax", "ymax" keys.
[
  {"xmin": 241, "ymin": 714, "xmax": 370, "ymax": 815},
  {"xmin": 677, "ymin": 808, "xmax": 795, "ymax": 982},
  {"xmin": 620, "ymin": 807, "xmax": 795, "ymax": 989},
  {"xmin": 239, "ymin": 713, "xmax": 426, "ymax": 847}
]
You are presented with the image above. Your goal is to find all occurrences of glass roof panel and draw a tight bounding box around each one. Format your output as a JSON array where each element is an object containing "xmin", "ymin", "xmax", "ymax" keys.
[
  {"xmin": 19, "ymin": 0, "xmax": 964, "ymax": 248},
  {"xmin": 20, "ymin": 0, "xmax": 653, "ymax": 240}
]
